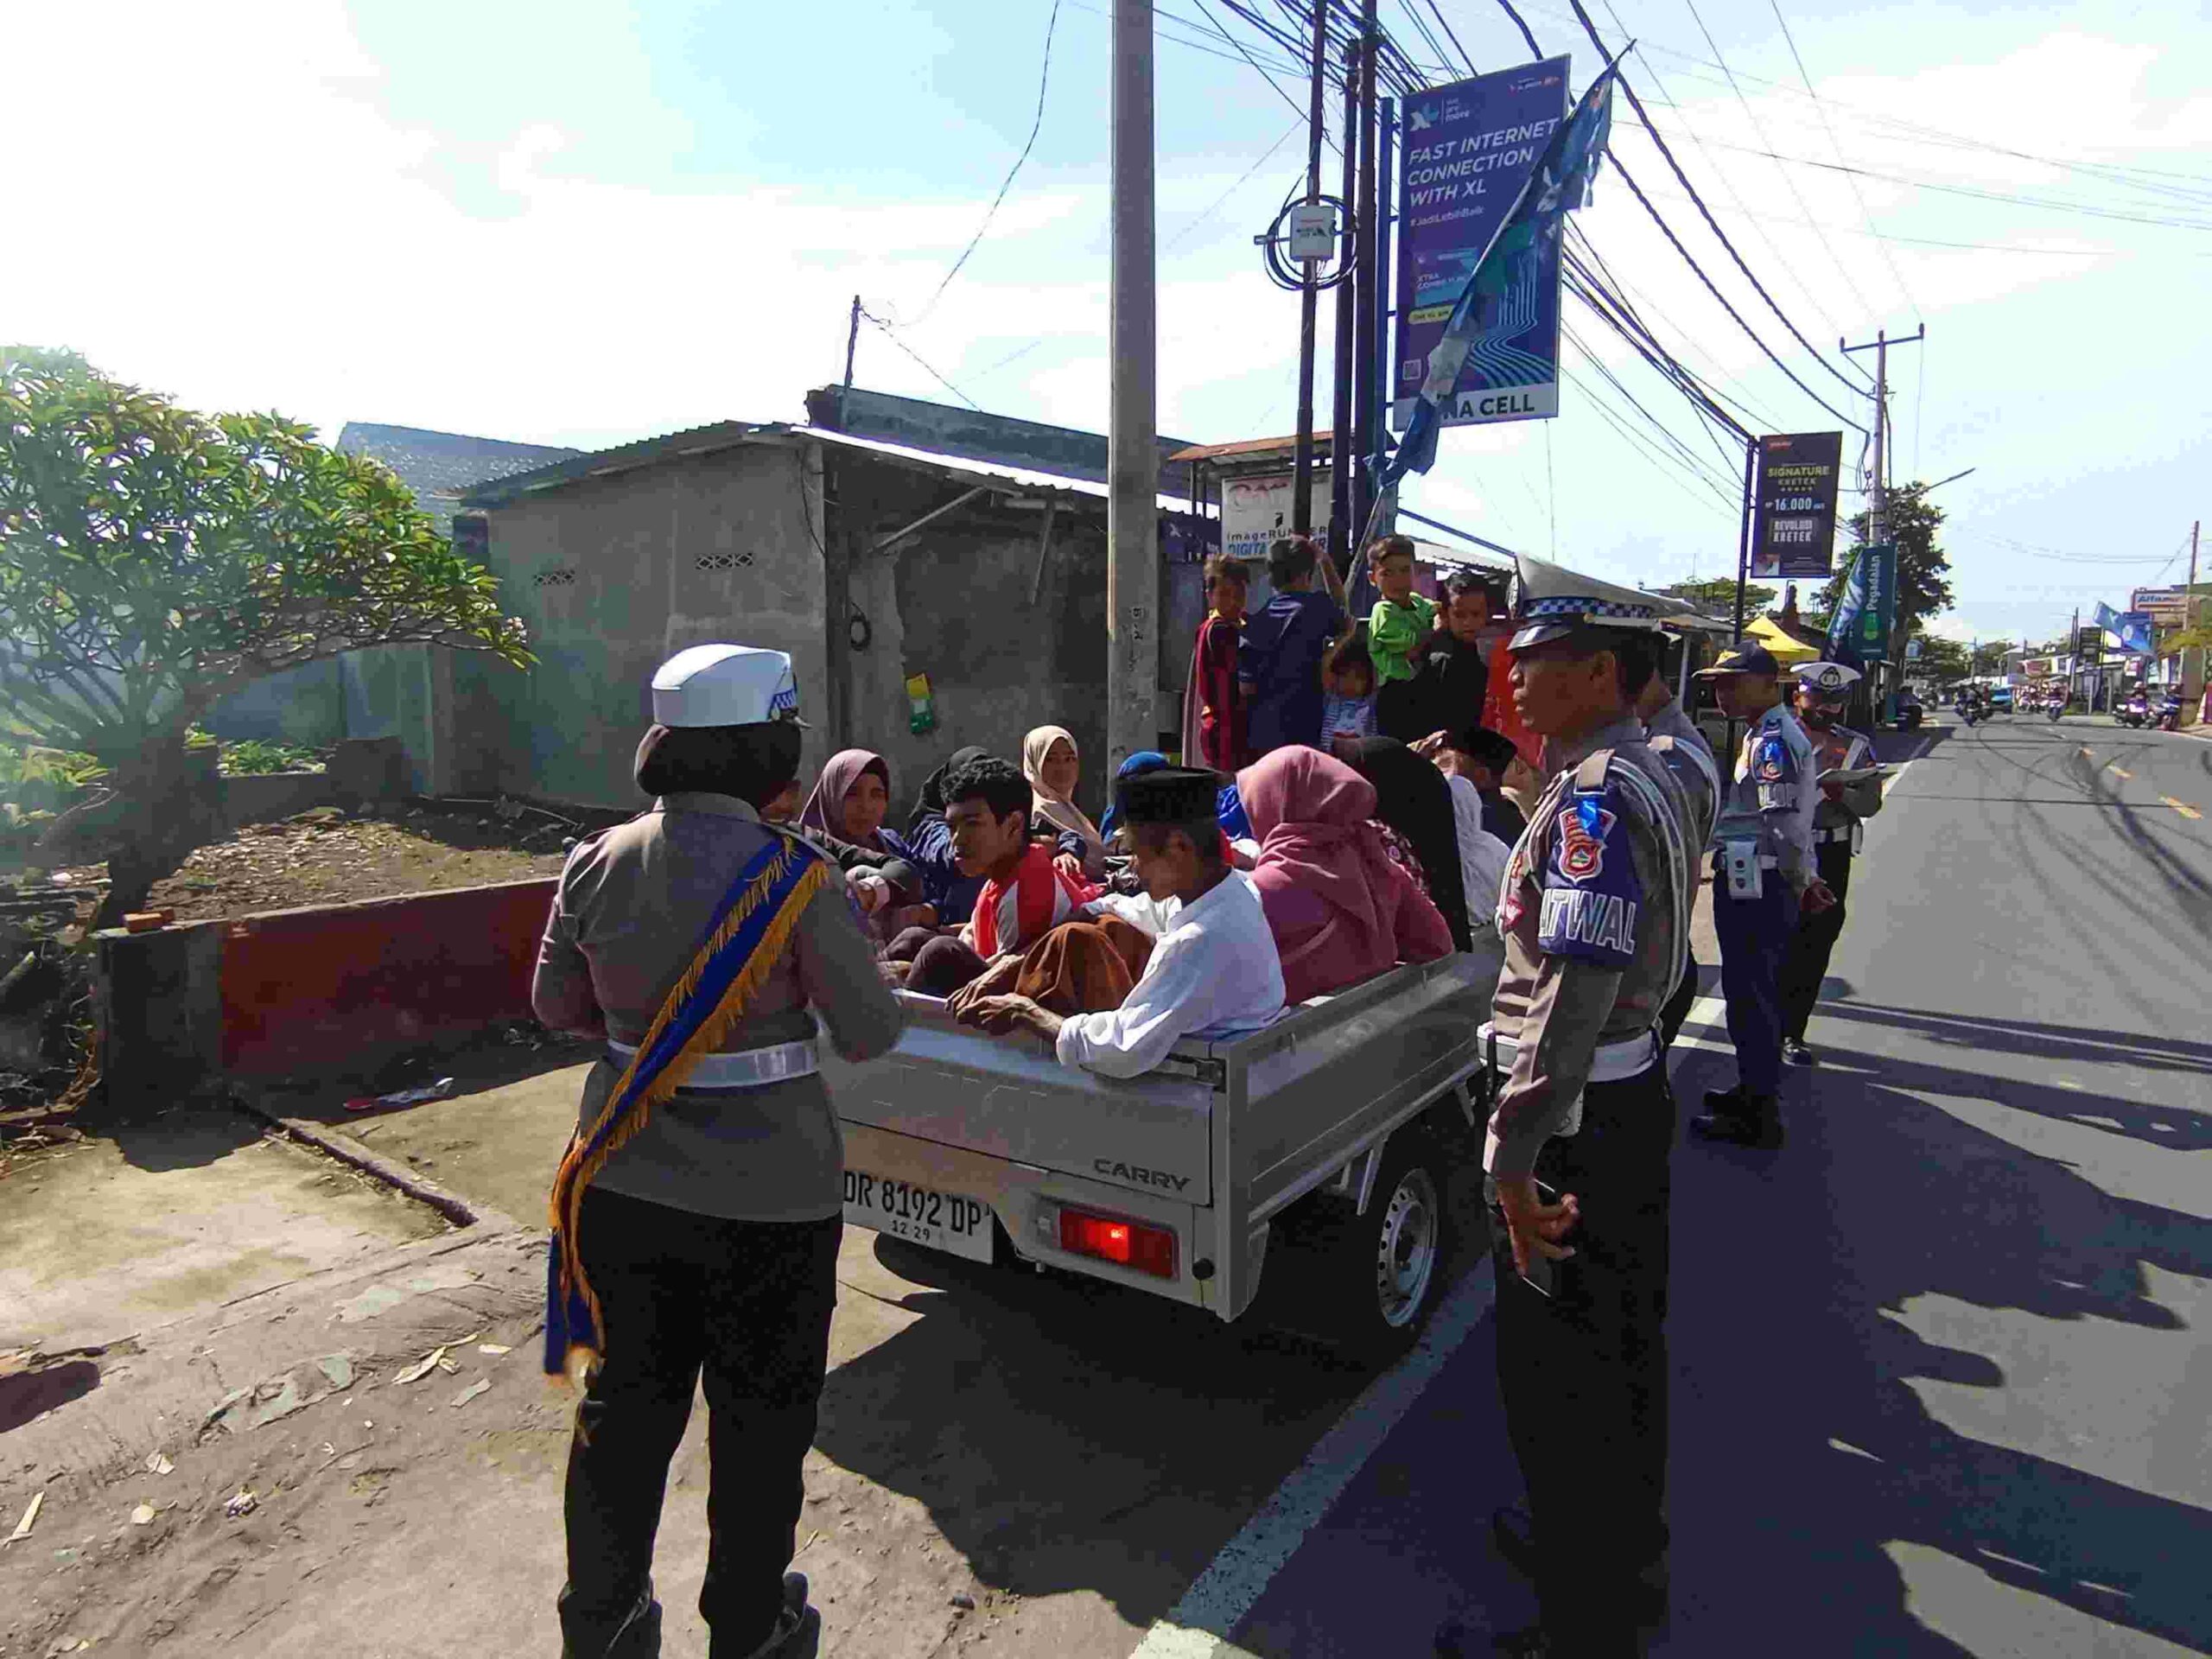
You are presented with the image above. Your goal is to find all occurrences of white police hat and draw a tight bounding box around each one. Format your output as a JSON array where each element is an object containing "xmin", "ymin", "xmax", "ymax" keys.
[
  {"xmin": 1508, "ymin": 554, "xmax": 1669, "ymax": 651},
  {"xmin": 650, "ymin": 644, "xmax": 807, "ymax": 728},
  {"xmin": 1792, "ymin": 659, "xmax": 1863, "ymax": 696}
]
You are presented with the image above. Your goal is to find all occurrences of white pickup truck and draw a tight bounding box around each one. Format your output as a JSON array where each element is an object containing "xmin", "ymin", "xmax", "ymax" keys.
[{"xmin": 823, "ymin": 944, "xmax": 1503, "ymax": 1359}]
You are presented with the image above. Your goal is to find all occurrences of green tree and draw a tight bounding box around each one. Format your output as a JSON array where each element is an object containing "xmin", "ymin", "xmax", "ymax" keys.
[
  {"xmin": 0, "ymin": 356, "xmax": 531, "ymax": 924},
  {"xmin": 1654, "ymin": 577, "xmax": 1777, "ymax": 620},
  {"xmin": 1912, "ymin": 637, "xmax": 1969, "ymax": 683},
  {"xmin": 1813, "ymin": 485, "xmax": 1956, "ymax": 658}
]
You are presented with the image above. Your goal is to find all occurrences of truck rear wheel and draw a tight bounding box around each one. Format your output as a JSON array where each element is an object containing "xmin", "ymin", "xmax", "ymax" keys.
[{"xmin": 1257, "ymin": 1129, "xmax": 1453, "ymax": 1364}]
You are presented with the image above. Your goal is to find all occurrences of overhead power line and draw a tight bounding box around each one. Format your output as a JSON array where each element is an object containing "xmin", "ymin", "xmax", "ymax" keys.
[
  {"xmin": 1603, "ymin": 152, "xmax": 1869, "ymax": 433},
  {"xmin": 909, "ymin": 0, "xmax": 1063, "ymax": 328},
  {"xmin": 1765, "ymin": 0, "xmax": 1923, "ymax": 323},
  {"xmin": 1675, "ymin": 0, "xmax": 1882, "ymax": 327},
  {"xmin": 1554, "ymin": 0, "xmax": 1872, "ymax": 395},
  {"xmin": 856, "ymin": 308, "xmax": 983, "ymax": 410},
  {"xmin": 1593, "ymin": 0, "xmax": 1853, "ymax": 346}
]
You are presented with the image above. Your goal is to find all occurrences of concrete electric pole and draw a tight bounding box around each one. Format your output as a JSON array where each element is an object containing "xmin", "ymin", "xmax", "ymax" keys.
[
  {"xmin": 1107, "ymin": 0, "xmax": 1159, "ymax": 775},
  {"xmin": 1841, "ymin": 324, "xmax": 1924, "ymax": 702}
]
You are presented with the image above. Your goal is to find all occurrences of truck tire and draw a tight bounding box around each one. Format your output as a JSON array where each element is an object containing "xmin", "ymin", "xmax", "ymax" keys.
[{"xmin": 1256, "ymin": 1128, "xmax": 1453, "ymax": 1363}]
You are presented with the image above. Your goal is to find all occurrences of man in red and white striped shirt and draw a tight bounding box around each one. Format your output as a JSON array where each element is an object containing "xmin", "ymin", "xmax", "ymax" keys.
[{"xmin": 950, "ymin": 758, "xmax": 1099, "ymax": 957}]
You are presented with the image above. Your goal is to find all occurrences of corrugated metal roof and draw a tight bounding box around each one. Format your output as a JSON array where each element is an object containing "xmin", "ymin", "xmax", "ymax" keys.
[
  {"xmin": 804, "ymin": 427, "xmax": 1211, "ymax": 515},
  {"xmin": 1166, "ymin": 431, "xmax": 1338, "ymax": 465}
]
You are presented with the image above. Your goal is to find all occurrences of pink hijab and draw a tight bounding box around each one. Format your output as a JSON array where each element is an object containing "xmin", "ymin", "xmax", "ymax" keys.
[
  {"xmin": 798, "ymin": 748, "xmax": 891, "ymax": 849},
  {"xmin": 1238, "ymin": 747, "xmax": 1402, "ymax": 1000}
]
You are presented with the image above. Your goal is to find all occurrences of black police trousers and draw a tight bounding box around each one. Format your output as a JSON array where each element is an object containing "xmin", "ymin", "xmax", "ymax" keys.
[
  {"xmin": 1490, "ymin": 1065, "xmax": 1675, "ymax": 1656},
  {"xmin": 559, "ymin": 1185, "xmax": 839, "ymax": 1658},
  {"xmin": 1777, "ymin": 842, "xmax": 1854, "ymax": 1044}
]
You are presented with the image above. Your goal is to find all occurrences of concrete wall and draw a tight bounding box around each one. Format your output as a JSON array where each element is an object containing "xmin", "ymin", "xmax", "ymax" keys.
[
  {"xmin": 218, "ymin": 878, "xmax": 556, "ymax": 1077},
  {"xmin": 473, "ymin": 443, "xmax": 827, "ymax": 808},
  {"xmin": 844, "ymin": 492, "xmax": 1115, "ymax": 816},
  {"xmin": 205, "ymin": 658, "xmax": 346, "ymax": 747}
]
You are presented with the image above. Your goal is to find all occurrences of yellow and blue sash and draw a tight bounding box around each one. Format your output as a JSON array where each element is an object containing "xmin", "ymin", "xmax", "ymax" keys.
[{"xmin": 544, "ymin": 833, "xmax": 831, "ymax": 1383}]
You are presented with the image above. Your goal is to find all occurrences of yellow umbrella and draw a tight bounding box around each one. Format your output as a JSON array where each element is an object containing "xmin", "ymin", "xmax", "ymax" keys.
[{"xmin": 1745, "ymin": 614, "xmax": 1821, "ymax": 664}]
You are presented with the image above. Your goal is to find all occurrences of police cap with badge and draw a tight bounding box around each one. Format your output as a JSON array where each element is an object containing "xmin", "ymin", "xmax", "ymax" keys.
[
  {"xmin": 635, "ymin": 644, "xmax": 808, "ymax": 798},
  {"xmin": 1507, "ymin": 554, "xmax": 1670, "ymax": 651},
  {"xmin": 652, "ymin": 643, "xmax": 809, "ymax": 728},
  {"xmin": 1790, "ymin": 659, "xmax": 1862, "ymax": 704}
]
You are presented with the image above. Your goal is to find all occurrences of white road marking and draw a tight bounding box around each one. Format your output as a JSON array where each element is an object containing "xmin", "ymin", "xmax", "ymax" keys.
[{"xmin": 1127, "ymin": 1262, "xmax": 1499, "ymax": 1658}]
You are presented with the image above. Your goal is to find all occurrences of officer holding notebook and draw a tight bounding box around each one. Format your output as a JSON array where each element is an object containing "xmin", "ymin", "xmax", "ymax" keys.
[
  {"xmin": 1689, "ymin": 645, "xmax": 1834, "ymax": 1152},
  {"xmin": 1439, "ymin": 556, "xmax": 1692, "ymax": 1659},
  {"xmin": 1777, "ymin": 660, "xmax": 1884, "ymax": 1066}
]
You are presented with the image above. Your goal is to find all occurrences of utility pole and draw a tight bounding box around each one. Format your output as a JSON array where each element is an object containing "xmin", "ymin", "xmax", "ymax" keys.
[
  {"xmin": 1328, "ymin": 37, "xmax": 1357, "ymax": 576},
  {"xmin": 1841, "ymin": 323, "xmax": 1923, "ymax": 702},
  {"xmin": 1350, "ymin": 0, "xmax": 1380, "ymax": 555},
  {"xmin": 838, "ymin": 294, "xmax": 861, "ymax": 426},
  {"xmin": 1106, "ymin": 0, "xmax": 1158, "ymax": 773},
  {"xmin": 1291, "ymin": 0, "xmax": 1329, "ymax": 535}
]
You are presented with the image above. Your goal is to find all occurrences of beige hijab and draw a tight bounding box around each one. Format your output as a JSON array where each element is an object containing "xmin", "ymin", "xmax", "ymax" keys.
[{"xmin": 1021, "ymin": 725, "xmax": 1104, "ymax": 870}]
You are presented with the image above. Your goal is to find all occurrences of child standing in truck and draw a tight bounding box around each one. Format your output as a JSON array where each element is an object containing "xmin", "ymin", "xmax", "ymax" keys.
[{"xmin": 1364, "ymin": 536, "xmax": 1437, "ymax": 741}]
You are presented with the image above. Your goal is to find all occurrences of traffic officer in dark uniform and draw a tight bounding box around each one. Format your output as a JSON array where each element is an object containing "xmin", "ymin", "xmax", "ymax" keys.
[
  {"xmin": 1777, "ymin": 660, "xmax": 1884, "ymax": 1065},
  {"xmin": 1688, "ymin": 645, "xmax": 1834, "ymax": 1151},
  {"xmin": 1438, "ymin": 557, "xmax": 1693, "ymax": 1659},
  {"xmin": 535, "ymin": 644, "xmax": 904, "ymax": 1659}
]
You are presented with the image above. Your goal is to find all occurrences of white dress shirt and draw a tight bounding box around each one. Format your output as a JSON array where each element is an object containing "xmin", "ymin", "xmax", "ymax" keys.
[
  {"xmin": 1445, "ymin": 773, "xmax": 1515, "ymax": 933},
  {"xmin": 1058, "ymin": 872, "xmax": 1287, "ymax": 1079}
]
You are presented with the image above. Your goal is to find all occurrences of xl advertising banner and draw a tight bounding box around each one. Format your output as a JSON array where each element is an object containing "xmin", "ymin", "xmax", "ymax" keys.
[
  {"xmin": 1749, "ymin": 432, "xmax": 1845, "ymax": 580},
  {"xmin": 1391, "ymin": 58, "xmax": 1571, "ymax": 430}
]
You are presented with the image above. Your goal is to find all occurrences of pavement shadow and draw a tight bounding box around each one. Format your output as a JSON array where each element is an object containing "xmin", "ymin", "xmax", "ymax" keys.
[
  {"xmin": 1815, "ymin": 1002, "xmax": 2212, "ymax": 1148},
  {"xmin": 810, "ymin": 1240, "xmax": 1374, "ymax": 1622},
  {"xmin": 811, "ymin": 1169, "xmax": 1495, "ymax": 1630},
  {"xmin": 71, "ymin": 1103, "xmax": 264, "ymax": 1173},
  {"xmin": 1668, "ymin": 1044, "xmax": 2212, "ymax": 1654}
]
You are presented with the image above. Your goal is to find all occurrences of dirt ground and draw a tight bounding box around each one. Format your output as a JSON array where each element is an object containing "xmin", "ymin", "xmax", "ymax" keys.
[
  {"xmin": 0, "ymin": 1067, "xmax": 1424, "ymax": 1659},
  {"xmin": 143, "ymin": 804, "xmax": 572, "ymax": 921},
  {"xmin": 7, "ymin": 800, "xmax": 575, "ymax": 930}
]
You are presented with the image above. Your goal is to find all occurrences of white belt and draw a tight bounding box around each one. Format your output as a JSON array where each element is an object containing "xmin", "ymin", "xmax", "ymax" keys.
[
  {"xmin": 1479, "ymin": 1022, "xmax": 1658, "ymax": 1084},
  {"xmin": 1812, "ymin": 826, "xmax": 1855, "ymax": 846},
  {"xmin": 604, "ymin": 1037, "xmax": 819, "ymax": 1090}
]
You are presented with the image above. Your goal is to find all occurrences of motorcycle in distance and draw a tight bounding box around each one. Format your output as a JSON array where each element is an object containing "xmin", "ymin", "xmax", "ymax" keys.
[
  {"xmin": 2157, "ymin": 692, "xmax": 2183, "ymax": 732},
  {"xmin": 2117, "ymin": 692, "xmax": 2151, "ymax": 729},
  {"xmin": 2044, "ymin": 693, "xmax": 2066, "ymax": 723}
]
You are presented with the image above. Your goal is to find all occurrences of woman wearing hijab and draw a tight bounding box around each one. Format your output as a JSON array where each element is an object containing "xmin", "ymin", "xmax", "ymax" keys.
[
  {"xmin": 1341, "ymin": 736, "xmax": 1475, "ymax": 952},
  {"xmin": 533, "ymin": 645, "xmax": 901, "ymax": 1659},
  {"xmin": 795, "ymin": 748, "xmax": 929, "ymax": 937},
  {"xmin": 1022, "ymin": 725, "xmax": 1108, "ymax": 879},
  {"xmin": 1236, "ymin": 746, "xmax": 1452, "ymax": 1002}
]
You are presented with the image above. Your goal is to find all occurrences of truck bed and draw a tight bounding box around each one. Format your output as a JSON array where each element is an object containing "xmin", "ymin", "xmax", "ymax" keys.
[{"xmin": 824, "ymin": 945, "xmax": 1503, "ymax": 1321}]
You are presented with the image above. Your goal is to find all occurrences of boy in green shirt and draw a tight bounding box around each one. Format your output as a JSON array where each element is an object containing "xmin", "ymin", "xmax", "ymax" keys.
[{"xmin": 1366, "ymin": 535, "xmax": 1437, "ymax": 739}]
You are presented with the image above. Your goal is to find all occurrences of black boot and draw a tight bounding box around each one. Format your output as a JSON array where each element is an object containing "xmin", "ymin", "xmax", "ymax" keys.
[
  {"xmin": 559, "ymin": 1582, "xmax": 662, "ymax": 1659},
  {"xmin": 1692, "ymin": 1085, "xmax": 1782, "ymax": 1148},
  {"xmin": 1489, "ymin": 1505, "xmax": 1669, "ymax": 1626}
]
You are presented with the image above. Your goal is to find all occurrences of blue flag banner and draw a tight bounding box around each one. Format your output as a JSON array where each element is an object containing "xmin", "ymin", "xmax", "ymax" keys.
[
  {"xmin": 1827, "ymin": 543, "xmax": 1897, "ymax": 668},
  {"xmin": 2097, "ymin": 602, "xmax": 2155, "ymax": 657},
  {"xmin": 1383, "ymin": 52, "xmax": 1624, "ymax": 488}
]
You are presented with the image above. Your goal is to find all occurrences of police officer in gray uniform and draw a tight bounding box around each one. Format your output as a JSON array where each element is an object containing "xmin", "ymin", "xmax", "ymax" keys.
[
  {"xmin": 1689, "ymin": 645, "xmax": 1834, "ymax": 1150},
  {"xmin": 1621, "ymin": 632, "xmax": 1719, "ymax": 1051},
  {"xmin": 1437, "ymin": 558, "xmax": 1692, "ymax": 1659},
  {"xmin": 1777, "ymin": 660, "xmax": 1884, "ymax": 1065}
]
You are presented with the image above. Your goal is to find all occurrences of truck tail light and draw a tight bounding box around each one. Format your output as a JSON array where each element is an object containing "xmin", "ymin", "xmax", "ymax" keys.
[{"xmin": 1058, "ymin": 1207, "xmax": 1177, "ymax": 1279}]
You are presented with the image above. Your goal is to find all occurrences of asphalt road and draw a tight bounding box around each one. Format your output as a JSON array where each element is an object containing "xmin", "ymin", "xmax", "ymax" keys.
[{"xmin": 1145, "ymin": 715, "xmax": 2212, "ymax": 1659}]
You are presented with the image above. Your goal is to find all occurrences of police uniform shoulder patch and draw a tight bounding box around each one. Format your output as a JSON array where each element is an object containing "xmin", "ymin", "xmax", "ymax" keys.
[{"xmin": 1537, "ymin": 770, "xmax": 1644, "ymax": 969}]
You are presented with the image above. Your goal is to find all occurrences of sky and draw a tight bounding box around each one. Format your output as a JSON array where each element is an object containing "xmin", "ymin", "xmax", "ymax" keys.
[{"xmin": 5, "ymin": 0, "xmax": 2208, "ymax": 648}]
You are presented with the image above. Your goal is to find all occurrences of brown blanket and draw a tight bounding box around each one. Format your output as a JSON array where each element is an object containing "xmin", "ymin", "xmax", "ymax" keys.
[{"xmin": 1014, "ymin": 916, "xmax": 1156, "ymax": 1015}]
